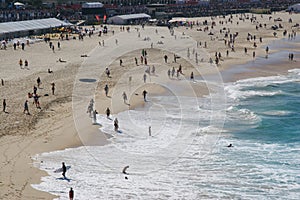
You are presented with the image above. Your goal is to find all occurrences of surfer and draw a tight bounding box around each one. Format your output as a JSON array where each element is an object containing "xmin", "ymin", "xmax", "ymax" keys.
[
  {"xmin": 62, "ymin": 162, "xmax": 67, "ymax": 178},
  {"xmin": 122, "ymin": 165, "xmax": 129, "ymax": 174},
  {"xmin": 227, "ymin": 144, "xmax": 233, "ymax": 147}
]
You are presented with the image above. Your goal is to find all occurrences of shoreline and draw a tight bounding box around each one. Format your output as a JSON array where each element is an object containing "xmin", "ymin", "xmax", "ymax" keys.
[{"xmin": 0, "ymin": 12, "xmax": 299, "ymax": 199}]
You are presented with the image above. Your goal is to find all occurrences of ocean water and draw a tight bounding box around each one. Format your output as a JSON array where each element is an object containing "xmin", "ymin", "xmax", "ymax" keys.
[{"xmin": 32, "ymin": 69, "xmax": 300, "ymax": 199}]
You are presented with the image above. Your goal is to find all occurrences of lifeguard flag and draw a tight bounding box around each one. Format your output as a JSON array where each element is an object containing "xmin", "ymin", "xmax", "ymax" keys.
[
  {"xmin": 103, "ymin": 15, "xmax": 107, "ymax": 21},
  {"xmin": 95, "ymin": 15, "xmax": 100, "ymax": 21}
]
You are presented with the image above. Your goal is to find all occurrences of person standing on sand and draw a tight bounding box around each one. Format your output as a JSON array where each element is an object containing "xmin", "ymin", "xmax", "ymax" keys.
[
  {"xmin": 24, "ymin": 60, "xmax": 28, "ymax": 68},
  {"xmin": 62, "ymin": 162, "xmax": 67, "ymax": 178},
  {"xmin": 190, "ymin": 72, "xmax": 194, "ymax": 81},
  {"xmin": 93, "ymin": 110, "xmax": 98, "ymax": 123},
  {"xmin": 19, "ymin": 59, "xmax": 23, "ymax": 68},
  {"xmin": 37, "ymin": 77, "xmax": 41, "ymax": 88},
  {"xmin": 122, "ymin": 92, "xmax": 127, "ymax": 104},
  {"xmin": 106, "ymin": 107, "xmax": 110, "ymax": 118},
  {"xmin": 171, "ymin": 67, "xmax": 175, "ymax": 78},
  {"xmin": 114, "ymin": 118, "xmax": 119, "ymax": 131},
  {"xmin": 3, "ymin": 99, "xmax": 6, "ymax": 112},
  {"xmin": 143, "ymin": 90, "xmax": 147, "ymax": 102},
  {"xmin": 104, "ymin": 84, "xmax": 109, "ymax": 96},
  {"xmin": 51, "ymin": 83, "xmax": 55, "ymax": 95},
  {"xmin": 23, "ymin": 100, "xmax": 29, "ymax": 114},
  {"xmin": 69, "ymin": 188, "xmax": 74, "ymax": 200},
  {"xmin": 143, "ymin": 74, "xmax": 147, "ymax": 83},
  {"xmin": 164, "ymin": 55, "xmax": 168, "ymax": 63},
  {"xmin": 135, "ymin": 57, "xmax": 138, "ymax": 65}
]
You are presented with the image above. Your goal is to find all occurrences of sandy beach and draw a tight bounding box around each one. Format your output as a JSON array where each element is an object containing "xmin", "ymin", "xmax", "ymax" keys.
[{"xmin": 0, "ymin": 11, "xmax": 299, "ymax": 199}]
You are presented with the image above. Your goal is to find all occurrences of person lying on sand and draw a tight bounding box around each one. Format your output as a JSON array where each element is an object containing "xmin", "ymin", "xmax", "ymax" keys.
[
  {"xmin": 122, "ymin": 166, "xmax": 129, "ymax": 174},
  {"xmin": 58, "ymin": 58, "xmax": 67, "ymax": 62}
]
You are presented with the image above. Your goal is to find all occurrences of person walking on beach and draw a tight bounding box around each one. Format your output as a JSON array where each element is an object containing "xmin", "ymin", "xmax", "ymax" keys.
[
  {"xmin": 164, "ymin": 55, "xmax": 168, "ymax": 63},
  {"xmin": 122, "ymin": 92, "xmax": 128, "ymax": 104},
  {"xmin": 106, "ymin": 107, "xmax": 110, "ymax": 118},
  {"xmin": 69, "ymin": 188, "xmax": 74, "ymax": 200},
  {"xmin": 151, "ymin": 65, "xmax": 155, "ymax": 74},
  {"xmin": 114, "ymin": 118, "xmax": 119, "ymax": 131},
  {"xmin": 23, "ymin": 100, "xmax": 29, "ymax": 114},
  {"xmin": 19, "ymin": 59, "xmax": 23, "ymax": 68},
  {"xmin": 37, "ymin": 77, "xmax": 41, "ymax": 88},
  {"xmin": 93, "ymin": 110, "xmax": 98, "ymax": 123},
  {"xmin": 143, "ymin": 90, "xmax": 147, "ymax": 102},
  {"xmin": 143, "ymin": 74, "xmax": 147, "ymax": 83},
  {"xmin": 171, "ymin": 67, "xmax": 175, "ymax": 78},
  {"xmin": 3, "ymin": 99, "xmax": 6, "ymax": 112},
  {"xmin": 51, "ymin": 83, "xmax": 55, "ymax": 95},
  {"xmin": 24, "ymin": 60, "xmax": 28, "ymax": 68},
  {"xmin": 266, "ymin": 46, "xmax": 269, "ymax": 54},
  {"xmin": 62, "ymin": 162, "xmax": 67, "ymax": 178},
  {"xmin": 104, "ymin": 84, "xmax": 109, "ymax": 96},
  {"xmin": 190, "ymin": 72, "xmax": 194, "ymax": 81},
  {"xmin": 33, "ymin": 85, "xmax": 37, "ymax": 95},
  {"xmin": 168, "ymin": 69, "xmax": 171, "ymax": 78},
  {"xmin": 105, "ymin": 67, "xmax": 110, "ymax": 78}
]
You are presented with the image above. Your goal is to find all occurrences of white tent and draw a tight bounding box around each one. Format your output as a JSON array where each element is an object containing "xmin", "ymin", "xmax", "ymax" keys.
[
  {"xmin": 82, "ymin": 2, "xmax": 103, "ymax": 8},
  {"xmin": 14, "ymin": 2, "xmax": 25, "ymax": 6},
  {"xmin": 108, "ymin": 13, "xmax": 151, "ymax": 25},
  {"xmin": 169, "ymin": 18, "xmax": 187, "ymax": 23}
]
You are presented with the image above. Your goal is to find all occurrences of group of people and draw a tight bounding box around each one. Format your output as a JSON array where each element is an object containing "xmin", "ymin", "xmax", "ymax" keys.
[
  {"xmin": 19, "ymin": 58, "xmax": 29, "ymax": 69},
  {"xmin": 167, "ymin": 64, "xmax": 184, "ymax": 79}
]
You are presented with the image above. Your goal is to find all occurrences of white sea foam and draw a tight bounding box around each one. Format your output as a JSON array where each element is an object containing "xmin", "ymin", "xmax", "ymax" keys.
[
  {"xmin": 261, "ymin": 110, "xmax": 293, "ymax": 116},
  {"xmin": 32, "ymin": 134, "xmax": 300, "ymax": 200}
]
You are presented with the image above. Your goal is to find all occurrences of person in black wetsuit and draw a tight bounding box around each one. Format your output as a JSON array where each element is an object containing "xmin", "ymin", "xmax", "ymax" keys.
[{"xmin": 62, "ymin": 162, "xmax": 67, "ymax": 178}]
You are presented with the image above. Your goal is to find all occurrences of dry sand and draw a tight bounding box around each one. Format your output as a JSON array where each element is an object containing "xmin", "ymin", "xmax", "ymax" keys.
[{"xmin": 0, "ymin": 11, "xmax": 299, "ymax": 199}]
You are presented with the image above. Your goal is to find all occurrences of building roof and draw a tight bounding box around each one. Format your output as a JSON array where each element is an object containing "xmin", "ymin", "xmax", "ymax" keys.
[
  {"xmin": 0, "ymin": 18, "xmax": 72, "ymax": 35},
  {"xmin": 111, "ymin": 13, "xmax": 151, "ymax": 21}
]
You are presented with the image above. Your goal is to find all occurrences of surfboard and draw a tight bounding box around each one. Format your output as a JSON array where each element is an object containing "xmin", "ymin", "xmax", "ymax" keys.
[{"xmin": 53, "ymin": 166, "xmax": 71, "ymax": 173}]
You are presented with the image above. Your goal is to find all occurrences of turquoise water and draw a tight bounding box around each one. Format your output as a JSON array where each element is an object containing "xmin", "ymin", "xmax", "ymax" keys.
[{"xmin": 221, "ymin": 70, "xmax": 300, "ymax": 198}]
